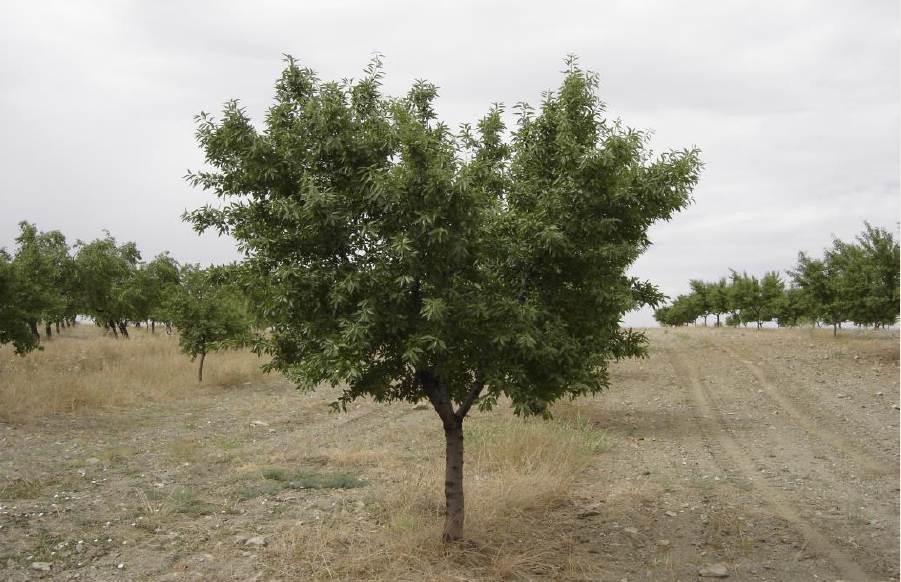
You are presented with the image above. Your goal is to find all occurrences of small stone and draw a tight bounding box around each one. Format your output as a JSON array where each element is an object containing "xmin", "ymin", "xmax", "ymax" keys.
[
  {"xmin": 85, "ymin": 458, "xmax": 100, "ymax": 465},
  {"xmin": 698, "ymin": 562, "xmax": 729, "ymax": 577},
  {"xmin": 245, "ymin": 536, "xmax": 267, "ymax": 547},
  {"xmin": 665, "ymin": 511, "xmax": 678, "ymax": 517},
  {"xmin": 75, "ymin": 542, "xmax": 84, "ymax": 554},
  {"xmin": 411, "ymin": 403, "xmax": 429, "ymax": 411},
  {"xmin": 31, "ymin": 562, "xmax": 52, "ymax": 571},
  {"xmin": 577, "ymin": 509, "xmax": 601, "ymax": 519},
  {"xmin": 657, "ymin": 539, "xmax": 671, "ymax": 547},
  {"xmin": 623, "ymin": 527, "xmax": 639, "ymax": 535},
  {"xmin": 876, "ymin": 392, "xmax": 883, "ymax": 396},
  {"xmin": 642, "ymin": 469, "xmax": 651, "ymax": 475},
  {"xmin": 250, "ymin": 420, "xmax": 269, "ymax": 427},
  {"xmin": 117, "ymin": 563, "xmax": 125, "ymax": 569}
]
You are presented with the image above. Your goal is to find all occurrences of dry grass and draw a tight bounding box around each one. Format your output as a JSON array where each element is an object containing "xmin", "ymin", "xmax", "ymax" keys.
[
  {"xmin": 0, "ymin": 324, "xmax": 269, "ymax": 422},
  {"xmin": 274, "ymin": 413, "xmax": 605, "ymax": 581}
]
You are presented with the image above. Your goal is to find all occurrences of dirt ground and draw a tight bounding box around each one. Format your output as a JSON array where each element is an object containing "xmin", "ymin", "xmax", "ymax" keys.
[{"xmin": 1, "ymin": 326, "xmax": 898, "ymax": 581}]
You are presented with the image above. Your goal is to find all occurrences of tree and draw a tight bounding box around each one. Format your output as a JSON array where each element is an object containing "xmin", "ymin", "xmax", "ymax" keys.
[
  {"xmin": 10, "ymin": 222, "xmax": 71, "ymax": 340},
  {"xmin": 74, "ymin": 233, "xmax": 141, "ymax": 337},
  {"xmin": 708, "ymin": 277, "xmax": 729, "ymax": 327},
  {"xmin": 774, "ymin": 286, "xmax": 805, "ymax": 328},
  {"xmin": 0, "ymin": 250, "xmax": 40, "ymax": 355},
  {"xmin": 688, "ymin": 279, "xmax": 711, "ymax": 325},
  {"xmin": 169, "ymin": 266, "xmax": 252, "ymax": 381},
  {"xmin": 184, "ymin": 56, "xmax": 701, "ymax": 541},
  {"xmin": 845, "ymin": 223, "xmax": 899, "ymax": 328},
  {"xmin": 145, "ymin": 253, "xmax": 182, "ymax": 333},
  {"xmin": 791, "ymin": 251, "xmax": 845, "ymax": 334}
]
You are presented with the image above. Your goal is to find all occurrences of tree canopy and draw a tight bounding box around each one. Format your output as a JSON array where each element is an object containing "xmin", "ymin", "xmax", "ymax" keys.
[{"xmin": 185, "ymin": 55, "xmax": 701, "ymax": 540}]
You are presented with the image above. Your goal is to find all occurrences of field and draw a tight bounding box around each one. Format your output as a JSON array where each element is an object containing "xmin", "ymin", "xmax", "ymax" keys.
[{"xmin": 0, "ymin": 325, "xmax": 898, "ymax": 581}]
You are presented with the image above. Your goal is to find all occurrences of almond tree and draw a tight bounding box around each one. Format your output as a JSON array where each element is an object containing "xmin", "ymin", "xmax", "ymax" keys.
[
  {"xmin": 0, "ymin": 250, "xmax": 39, "ymax": 355},
  {"xmin": 184, "ymin": 56, "xmax": 701, "ymax": 541},
  {"xmin": 169, "ymin": 265, "xmax": 251, "ymax": 381}
]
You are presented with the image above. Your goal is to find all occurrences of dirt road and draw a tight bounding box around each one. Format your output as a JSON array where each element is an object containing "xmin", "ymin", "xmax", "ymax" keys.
[{"xmin": 0, "ymin": 327, "xmax": 898, "ymax": 581}]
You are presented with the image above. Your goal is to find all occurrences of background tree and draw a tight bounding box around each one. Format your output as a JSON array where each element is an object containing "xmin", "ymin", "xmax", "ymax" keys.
[
  {"xmin": 145, "ymin": 253, "xmax": 182, "ymax": 333},
  {"xmin": 184, "ymin": 56, "xmax": 701, "ymax": 541},
  {"xmin": 774, "ymin": 286, "xmax": 805, "ymax": 328},
  {"xmin": 0, "ymin": 250, "xmax": 40, "ymax": 355},
  {"xmin": 844, "ymin": 223, "xmax": 899, "ymax": 328},
  {"xmin": 708, "ymin": 277, "xmax": 729, "ymax": 327},
  {"xmin": 688, "ymin": 279, "xmax": 711, "ymax": 325},
  {"xmin": 10, "ymin": 222, "xmax": 71, "ymax": 340},
  {"xmin": 169, "ymin": 266, "xmax": 252, "ymax": 381},
  {"xmin": 74, "ymin": 233, "xmax": 141, "ymax": 338}
]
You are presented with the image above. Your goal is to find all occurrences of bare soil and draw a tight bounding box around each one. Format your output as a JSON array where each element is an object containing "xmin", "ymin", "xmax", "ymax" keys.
[{"xmin": 1, "ymin": 327, "xmax": 898, "ymax": 581}]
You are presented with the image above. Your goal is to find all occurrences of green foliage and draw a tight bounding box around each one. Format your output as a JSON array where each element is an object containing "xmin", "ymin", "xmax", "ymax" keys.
[
  {"xmin": 74, "ymin": 233, "xmax": 141, "ymax": 329},
  {"xmin": 144, "ymin": 253, "xmax": 182, "ymax": 325},
  {"xmin": 10, "ymin": 222, "xmax": 73, "ymax": 333},
  {"xmin": 169, "ymin": 265, "xmax": 252, "ymax": 376},
  {"xmin": 184, "ymin": 55, "xmax": 701, "ymax": 417},
  {"xmin": 0, "ymin": 250, "xmax": 39, "ymax": 354}
]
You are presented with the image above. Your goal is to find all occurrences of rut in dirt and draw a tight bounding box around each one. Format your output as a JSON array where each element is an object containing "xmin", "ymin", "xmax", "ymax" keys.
[
  {"xmin": 667, "ymin": 349, "xmax": 872, "ymax": 582},
  {"xmin": 719, "ymin": 344, "xmax": 897, "ymax": 482}
]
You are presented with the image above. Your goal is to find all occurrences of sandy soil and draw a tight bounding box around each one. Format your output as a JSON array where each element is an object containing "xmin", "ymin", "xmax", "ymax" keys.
[{"xmin": 1, "ymin": 326, "xmax": 898, "ymax": 581}]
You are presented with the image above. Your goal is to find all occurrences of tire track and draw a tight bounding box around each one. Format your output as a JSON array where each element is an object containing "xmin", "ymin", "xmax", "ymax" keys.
[
  {"xmin": 668, "ymin": 350, "xmax": 871, "ymax": 582},
  {"xmin": 720, "ymin": 344, "xmax": 894, "ymax": 480}
]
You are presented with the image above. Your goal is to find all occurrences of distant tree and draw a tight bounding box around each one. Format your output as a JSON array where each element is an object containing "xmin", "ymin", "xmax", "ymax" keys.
[
  {"xmin": 708, "ymin": 277, "xmax": 730, "ymax": 327},
  {"xmin": 790, "ymin": 252, "xmax": 844, "ymax": 334},
  {"xmin": 145, "ymin": 253, "xmax": 182, "ymax": 333},
  {"xmin": 74, "ymin": 233, "xmax": 141, "ymax": 337},
  {"xmin": 774, "ymin": 286, "xmax": 805, "ymax": 328},
  {"xmin": 845, "ymin": 223, "xmax": 899, "ymax": 328},
  {"xmin": 184, "ymin": 56, "xmax": 701, "ymax": 540},
  {"xmin": 688, "ymin": 279, "xmax": 711, "ymax": 325},
  {"xmin": 169, "ymin": 266, "xmax": 252, "ymax": 381},
  {"xmin": 0, "ymin": 250, "xmax": 40, "ymax": 355},
  {"xmin": 10, "ymin": 222, "xmax": 71, "ymax": 340}
]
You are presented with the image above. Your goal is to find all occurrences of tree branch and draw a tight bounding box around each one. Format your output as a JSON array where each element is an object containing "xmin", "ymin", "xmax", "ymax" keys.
[
  {"xmin": 454, "ymin": 371, "xmax": 485, "ymax": 420},
  {"xmin": 515, "ymin": 266, "xmax": 534, "ymax": 304}
]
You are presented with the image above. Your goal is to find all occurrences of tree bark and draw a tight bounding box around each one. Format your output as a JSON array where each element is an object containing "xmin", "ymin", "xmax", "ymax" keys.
[
  {"xmin": 833, "ymin": 323, "xmax": 837, "ymax": 336},
  {"xmin": 715, "ymin": 313, "xmax": 720, "ymax": 327},
  {"xmin": 443, "ymin": 420, "xmax": 465, "ymax": 541},
  {"xmin": 118, "ymin": 321, "xmax": 129, "ymax": 339},
  {"xmin": 55, "ymin": 321, "xmax": 60, "ymax": 334},
  {"xmin": 108, "ymin": 320, "xmax": 118, "ymax": 339},
  {"xmin": 151, "ymin": 321, "xmax": 155, "ymax": 334},
  {"xmin": 198, "ymin": 351, "xmax": 206, "ymax": 382},
  {"xmin": 29, "ymin": 320, "xmax": 40, "ymax": 340},
  {"xmin": 45, "ymin": 322, "xmax": 52, "ymax": 338}
]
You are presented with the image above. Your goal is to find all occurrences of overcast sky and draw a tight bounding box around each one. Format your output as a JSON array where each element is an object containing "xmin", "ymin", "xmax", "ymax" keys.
[{"xmin": 1, "ymin": 0, "xmax": 898, "ymax": 326}]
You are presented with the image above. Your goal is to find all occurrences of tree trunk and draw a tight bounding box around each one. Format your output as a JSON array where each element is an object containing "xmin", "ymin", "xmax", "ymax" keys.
[
  {"xmin": 151, "ymin": 321, "xmax": 155, "ymax": 334},
  {"xmin": 443, "ymin": 420, "xmax": 465, "ymax": 542},
  {"xmin": 109, "ymin": 320, "xmax": 118, "ymax": 339},
  {"xmin": 135, "ymin": 321, "xmax": 141, "ymax": 328},
  {"xmin": 715, "ymin": 313, "xmax": 720, "ymax": 327},
  {"xmin": 198, "ymin": 351, "xmax": 206, "ymax": 382},
  {"xmin": 29, "ymin": 320, "xmax": 40, "ymax": 340},
  {"xmin": 703, "ymin": 314, "xmax": 708, "ymax": 326},
  {"xmin": 118, "ymin": 321, "xmax": 129, "ymax": 339},
  {"xmin": 833, "ymin": 322, "xmax": 837, "ymax": 336},
  {"xmin": 55, "ymin": 321, "xmax": 60, "ymax": 334},
  {"xmin": 45, "ymin": 322, "xmax": 52, "ymax": 338}
]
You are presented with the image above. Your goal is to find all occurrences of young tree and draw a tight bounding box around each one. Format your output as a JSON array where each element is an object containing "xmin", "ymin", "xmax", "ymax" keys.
[
  {"xmin": 184, "ymin": 56, "xmax": 701, "ymax": 541},
  {"xmin": 169, "ymin": 266, "xmax": 252, "ymax": 381}
]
